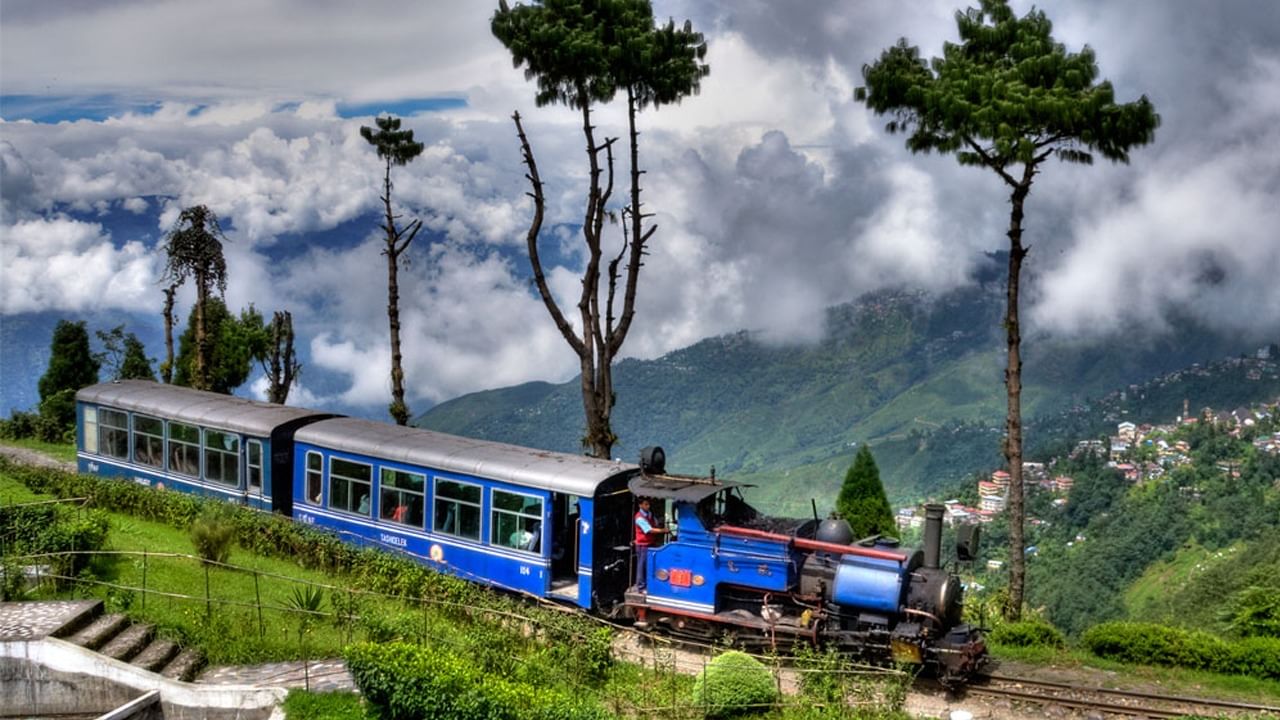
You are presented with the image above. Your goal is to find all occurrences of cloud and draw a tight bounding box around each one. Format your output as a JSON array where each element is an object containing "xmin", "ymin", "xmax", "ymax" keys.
[
  {"xmin": 3, "ymin": 0, "xmax": 1280, "ymax": 417},
  {"xmin": 0, "ymin": 217, "xmax": 157, "ymax": 313}
]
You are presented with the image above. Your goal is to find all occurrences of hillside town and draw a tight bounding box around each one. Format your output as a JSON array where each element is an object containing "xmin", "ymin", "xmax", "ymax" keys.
[{"xmin": 895, "ymin": 347, "xmax": 1280, "ymax": 539}]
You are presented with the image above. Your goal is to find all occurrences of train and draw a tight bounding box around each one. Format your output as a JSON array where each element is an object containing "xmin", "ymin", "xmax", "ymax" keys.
[{"xmin": 74, "ymin": 379, "xmax": 987, "ymax": 683}]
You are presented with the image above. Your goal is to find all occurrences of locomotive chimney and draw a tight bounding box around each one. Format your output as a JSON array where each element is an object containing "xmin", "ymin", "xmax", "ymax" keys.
[{"xmin": 923, "ymin": 503, "xmax": 944, "ymax": 570}]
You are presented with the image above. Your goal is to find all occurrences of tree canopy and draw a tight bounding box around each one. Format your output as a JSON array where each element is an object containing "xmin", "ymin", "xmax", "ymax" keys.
[
  {"xmin": 173, "ymin": 300, "xmax": 266, "ymax": 395},
  {"xmin": 835, "ymin": 445, "xmax": 896, "ymax": 540},
  {"xmin": 96, "ymin": 325, "xmax": 155, "ymax": 382}
]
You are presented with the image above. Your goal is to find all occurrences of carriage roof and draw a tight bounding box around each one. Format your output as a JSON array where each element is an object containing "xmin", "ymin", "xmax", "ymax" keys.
[
  {"xmin": 76, "ymin": 380, "xmax": 331, "ymax": 436},
  {"xmin": 296, "ymin": 416, "xmax": 638, "ymax": 497}
]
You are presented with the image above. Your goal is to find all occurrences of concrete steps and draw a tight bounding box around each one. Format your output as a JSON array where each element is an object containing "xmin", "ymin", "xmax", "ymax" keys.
[{"xmin": 55, "ymin": 601, "xmax": 205, "ymax": 682}]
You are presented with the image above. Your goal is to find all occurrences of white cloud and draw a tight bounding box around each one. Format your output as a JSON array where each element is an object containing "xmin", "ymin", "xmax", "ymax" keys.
[{"xmin": 0, "ymin": 217, "xmax": 157, "ymax": 313}]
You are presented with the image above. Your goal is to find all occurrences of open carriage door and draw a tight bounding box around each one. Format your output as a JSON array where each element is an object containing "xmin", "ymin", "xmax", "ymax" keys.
[{"xmin": 548, "ymin": 493, "xmax": 582, "ymax": 601}]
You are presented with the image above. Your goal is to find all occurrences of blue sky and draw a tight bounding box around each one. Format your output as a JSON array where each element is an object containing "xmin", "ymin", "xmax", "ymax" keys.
[{"xmin": 3, "ymin": 0, "xmax": 1279, "ymax": 417}]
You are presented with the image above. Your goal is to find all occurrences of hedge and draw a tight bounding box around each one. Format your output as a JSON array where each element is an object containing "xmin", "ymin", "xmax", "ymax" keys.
[
  {"xmin": 1082, "ymin": 621, "xmax": 1280, "ymax": 679},
  {"xmin": 0, "ymin": 457, "xmax": 611, "ymax": 666},
  {"xmin": 346, "ymin": 642, "xmax": 609, "ymax": 720}
]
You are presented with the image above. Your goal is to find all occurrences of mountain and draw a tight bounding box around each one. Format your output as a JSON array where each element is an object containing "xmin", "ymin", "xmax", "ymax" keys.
[{"xmin": 416, "ymin": 277, "xmax": 1279, "ymax": 515}]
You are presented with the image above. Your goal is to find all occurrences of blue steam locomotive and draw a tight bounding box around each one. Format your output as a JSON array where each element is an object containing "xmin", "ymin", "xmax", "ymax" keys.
[{"xmin": 75, "ymin": 380, "xmax": 986, "ymax": 682}]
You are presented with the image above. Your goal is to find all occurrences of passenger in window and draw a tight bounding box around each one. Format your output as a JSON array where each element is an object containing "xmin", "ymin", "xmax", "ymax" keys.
[
  {"xmin": 357, "ymin": 493, "xmax": 370, "ymax": 514},
  {"xmin": 391, "ymin": 503, "xmax": 408, "ymax": 523}
]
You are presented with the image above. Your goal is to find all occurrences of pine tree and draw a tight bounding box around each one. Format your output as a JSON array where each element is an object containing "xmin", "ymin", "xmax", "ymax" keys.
[
  {"xmin": 855, "ymin": 0, "xmax": 1158, "ymax": 618},
  {"xmin": 360, "ymin": 115, "xmax": 425, "ymax": 426},
  {"xmin": 835, "ymin": 445, "xmax": 895, "ymax": 540},
  {"xmin": 37, "ymin": 320, "xmax": 100, "ymax": 435}
]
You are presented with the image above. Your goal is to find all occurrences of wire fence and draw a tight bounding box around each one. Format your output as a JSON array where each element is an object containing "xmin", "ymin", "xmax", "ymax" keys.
[{"xmin": 4, "ymin": 548, "xmax": 913, "ymax": 717}]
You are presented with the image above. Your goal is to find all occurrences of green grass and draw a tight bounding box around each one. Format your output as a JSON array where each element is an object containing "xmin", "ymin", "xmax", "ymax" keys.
[
  {"xmin": 282, "ymin": 690, "xmax": 367, "ymax": 720},
  {"xmin": 0, "ymin": 438, "xmax": 77, "ymax": 464},
  {"xmin": 1123, "ymin": 541, "xmax": 1244, "ymax": 621}
]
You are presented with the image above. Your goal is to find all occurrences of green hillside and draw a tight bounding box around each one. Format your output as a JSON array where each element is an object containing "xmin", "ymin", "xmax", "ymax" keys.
[{"xmin": 416, "ymin": 282, "xmax": 1274, "ymax": 514}]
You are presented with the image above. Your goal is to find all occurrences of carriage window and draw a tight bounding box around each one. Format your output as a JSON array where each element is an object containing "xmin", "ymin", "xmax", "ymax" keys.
[
  {"xmin": 380, "ymin": 468, "xmax": 425, "ymax": 528},
  {"xmin": 204, "ymin": 430, "xmax": 240, "ymax": 487},
  {"xmin": 491, "ymin": 489, "xmax": 542, "ymax": 554},
  {"xmin": 99, "ymin": 409, "xmax": 129, "ymax": 460},
  {"xmin": 330, "ymin": 458, "xmax": 372, "ymax": 516},
  {"xmin": 83, "ymin": 407, "xmax": 98, "ymax": 454},
  {"xmin": 133, "ymin": 415, "xmax": 165, "ymax": 468},
  {"xmin": 247, "ymin": 440, "xmax": 263, "ymax": 493},
  {"xmin": 169, "ymin": 422, "xmax": 201, "ymax": 477},
  {"xmin": 305, "ymin": 452, "xmax": 323, "ymax": 504},
  {"xmin": 434, "ymin": 479, "xmax": 480, "ymax": 541}
]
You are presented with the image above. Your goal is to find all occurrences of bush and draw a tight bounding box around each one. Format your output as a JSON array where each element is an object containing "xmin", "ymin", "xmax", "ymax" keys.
[
  {"xmin": 190, "ymin": 506, "xmax": 237, "ymax": 564},
  {"xmin": 0, "ymin": 501, "xmax": 109, "ymax": 590},
  {"xmin": 346, "ymin": 642, "xmax": 608, "ymax": 720},
  {"xmin": 1082, "ymin": 622, "xmax": 1229, "ymax": 671},
  {"xmin": 987, "ymin": 620, "xmax": 1066, "ymax": 649},
  {"xmin": 1082, "ymin": 622, "xmax": 1280, "ymax": 679},
  {"xmin": 691, "ymin": 650, "xmax": 778, "ymax": 718},
  {"xmin": 1223, "ymin": 636, "xmax": 1280, "ymax": 680}
]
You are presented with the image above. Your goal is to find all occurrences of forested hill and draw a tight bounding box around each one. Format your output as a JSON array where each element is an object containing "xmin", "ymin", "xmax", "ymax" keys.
[{"xmin": 416, "ymin": 282, "xmax": 1279, "ymax": 515}]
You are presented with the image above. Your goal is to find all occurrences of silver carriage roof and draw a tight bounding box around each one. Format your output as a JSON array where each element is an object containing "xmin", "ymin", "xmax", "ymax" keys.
[
  {"xmin": 76, "ymin": 380, "xmax": 332, "ymax": 436},
  {"xmin": 296, "ymin": 416, "xmax": 639, "ymax": 497}
]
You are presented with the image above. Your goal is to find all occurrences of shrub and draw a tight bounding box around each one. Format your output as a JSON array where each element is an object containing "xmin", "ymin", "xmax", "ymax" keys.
[
  {"xmin": 1223, "ymin": 636, "xmax": 1280, "ymax": 680},
  {"xmin": 987, "ymin": 620, "xmax": 1066, "ymax": 649},
  {"xmin": 1082, "ymin": 622, "xmax": 1229, "ymax": 671},
  {"xmin": 190, "ymin": 506, "xmax": 236, "ymax": 564},
  {"xmin": 1081, "ymin": 622, "xmax": 1280, "ymax": 679},
  {"xmin": 346, "ymin": 642, "xmax": 608, "ymax": 720},
  {"xmin": 691, "ymin": 650, "xmax": 778, "ymax": 718}
]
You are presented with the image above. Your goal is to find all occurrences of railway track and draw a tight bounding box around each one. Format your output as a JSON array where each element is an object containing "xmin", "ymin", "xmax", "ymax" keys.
[{"xmin": 964, "ymin": 672, "xmax": 1280, "ymax": 718}]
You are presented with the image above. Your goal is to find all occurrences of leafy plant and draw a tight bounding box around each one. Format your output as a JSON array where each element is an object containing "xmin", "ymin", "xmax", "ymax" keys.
[
  {"xmin": 691, "ymin": 650, "xmax": 778, "ymax": 718},
  {"xmin": 987, "ymin": 620, "xmax": 1066, "ymax": 649},
  {"xmin": 190, "ymin": 506, "xmax": 236, "ymax": 564}
]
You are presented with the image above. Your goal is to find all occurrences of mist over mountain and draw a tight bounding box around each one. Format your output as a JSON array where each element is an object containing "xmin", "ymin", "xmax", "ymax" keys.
[{"xmin": 417, "ymin": 275, "xmax": 1280, "ymax": 515}]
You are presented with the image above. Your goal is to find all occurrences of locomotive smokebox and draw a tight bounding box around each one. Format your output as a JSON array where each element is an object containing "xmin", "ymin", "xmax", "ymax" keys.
[{"xmin": 923, "ymin": 504, "xmax": 944, "ymax": 570}]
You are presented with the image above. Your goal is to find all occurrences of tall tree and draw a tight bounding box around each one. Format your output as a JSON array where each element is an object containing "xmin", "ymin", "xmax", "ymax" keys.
[
  {"xmin": 38, "ymin": 320, "xmax": 100, "ymax": 432},
  {"xmin": 96, "ymin": 325, "xmax": 155, "ymax": 381},
  {"xmin": 493, "ymin": 0, "xmax": 708, "ymax": 459},
  {"xmin": 855, "ymin": 0, "xmax": 1158, "ymax": 618},
  {"xmin": 835, "ymin": 445, "xmax": 896, "ymax": 540},
  {"xmin": 162, "ymin": 205, "xmax": 229, "ymax": 391},
  {"xmin": 259, "ymin": 310, "xmax": 301, "ymax": 404},
  {"xmin": 360, "ymin": 115, "xmax": 425, "ymax": 426},
  {"xmin": 173, "ymin": 300, "xmax": 266, "ymax": 395}
]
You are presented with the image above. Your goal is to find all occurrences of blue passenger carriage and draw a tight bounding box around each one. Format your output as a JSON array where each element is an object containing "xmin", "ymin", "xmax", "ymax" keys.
[
  {"xmin": 75, "ymin": 380, "xmax": 334, "ymax": 512},
  {"xmin": 290, "ymin": 418, "xmax": 637, "ymax": 609}
]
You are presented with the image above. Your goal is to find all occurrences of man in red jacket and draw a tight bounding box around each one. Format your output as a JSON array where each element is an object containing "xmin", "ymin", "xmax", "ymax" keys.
[{"xmin": 633, "ymin": 498, "xmax": 669, "ymax": 592}]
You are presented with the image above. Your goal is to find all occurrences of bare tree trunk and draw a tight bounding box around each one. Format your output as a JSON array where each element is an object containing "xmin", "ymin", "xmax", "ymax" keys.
[
  {"xmin": 162, "ymin": 285, "xmax": 177, "ymax": 384},
  {"xmin": 1003, "ymin": 172, "xmax": 1033, "ymax": 621},
  {"xmin": 382, "ymin": 158, "xmax": 412, "ymax": 426},
  {"xmin": 194, "ymin": 271, "xmax": 209, "ymax": 391}
]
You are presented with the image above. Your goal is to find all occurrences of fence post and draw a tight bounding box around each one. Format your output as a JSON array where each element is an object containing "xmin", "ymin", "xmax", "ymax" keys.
[
  {"xmin": 254, "ymin": 571, "xmax": 264, "ymax": 639},
  {"xmin": 141, "ymin": 550, "xmax": 147, "ymax": 611},
  {"xmin": 204, "ymin": 562, "xmax": 211, "ymax": 620}
]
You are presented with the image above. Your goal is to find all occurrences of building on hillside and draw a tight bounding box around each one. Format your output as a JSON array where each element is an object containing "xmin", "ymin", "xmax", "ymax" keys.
[
  {"xmin": 1052, "ymin": 475, "xmax": 1074, "ymax": 493},
  {"xmin": 979, "ymin": 494, "xmax": 1006, "ymax": 513},
  {"xmin": 1110, "ymin": 439, "xmax": 1130, "ymax": 461},
  {"xmin": 1117, "ymin": 421, "xmax": 1137, "ymax": 441}
]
